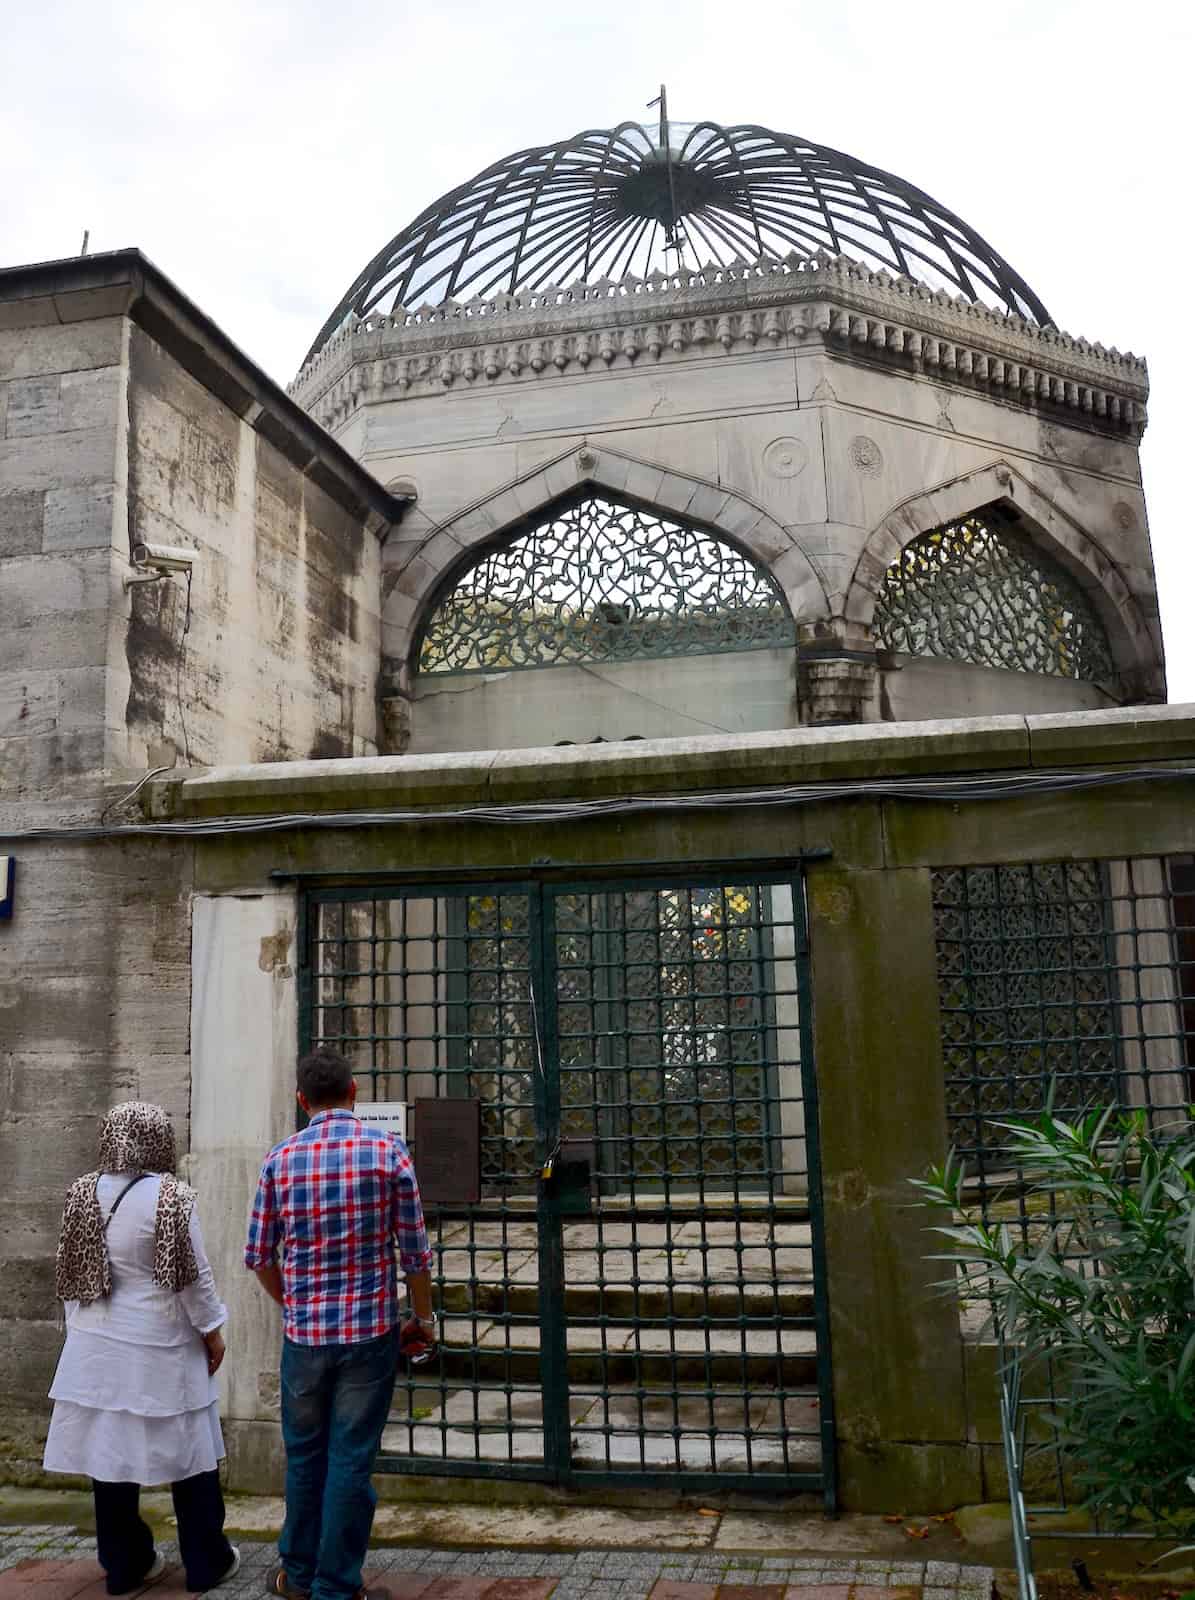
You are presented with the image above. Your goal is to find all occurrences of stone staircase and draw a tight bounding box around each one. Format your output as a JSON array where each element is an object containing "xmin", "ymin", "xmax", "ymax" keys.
[{"xmin": 381, "ymin": 1222, "xmax": 823, "ymax": 1473}]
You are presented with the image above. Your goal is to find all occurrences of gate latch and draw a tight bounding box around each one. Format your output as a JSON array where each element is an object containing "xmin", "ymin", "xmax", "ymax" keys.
[{"xmin": 541, "ymin": 1138, "xmax": 595, "ymax": 1215}]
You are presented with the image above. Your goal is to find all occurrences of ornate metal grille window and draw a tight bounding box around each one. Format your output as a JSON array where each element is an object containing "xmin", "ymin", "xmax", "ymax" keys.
[
  {"xmin": 932, "ymin": 861, "xmax": 1119, "ymax": 1157},
  {"xmin": 417, "ymin": 494, "xmax": 795, "ymax": 675},
  {"xmin": 874, "ymin": 514, "xmax": 1115, "ymax": 683}
]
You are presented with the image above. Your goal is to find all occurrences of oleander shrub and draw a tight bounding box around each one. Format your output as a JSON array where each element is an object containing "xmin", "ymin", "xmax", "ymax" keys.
[{"xmin": 913, "ymin": 1105, "xmax": 1195, "ymax": 1533}]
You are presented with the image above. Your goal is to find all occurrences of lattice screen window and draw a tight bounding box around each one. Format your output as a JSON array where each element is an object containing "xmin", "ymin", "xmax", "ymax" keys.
[
  {"xmin": 932, "ymin": 859, "xmax": 1194, "ymax": 1162},
  {"xmin": 874, "ymin": 511, "xmax": 1115, "ymax": 682},
  {"xmin": 933, "ymin": 861, "xmax": 1119, "ymax": 1156},
  {"xmin": 417, "ymin": 493, "xmax": 796, "ymax": 674}
]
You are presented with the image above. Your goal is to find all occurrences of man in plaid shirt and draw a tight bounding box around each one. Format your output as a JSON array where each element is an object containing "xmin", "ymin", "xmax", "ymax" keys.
[{"xmin": 246, "ymin": 1050, "xmax": 435, "ymax": 1600}]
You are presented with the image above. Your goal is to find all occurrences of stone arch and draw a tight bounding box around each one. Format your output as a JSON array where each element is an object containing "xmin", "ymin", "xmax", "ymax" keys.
[
  {"xmin": 382, "ymin": 440, "xmax": 831, "ymax": 677},
  {"xmin": 843, "ymin": 461, "xmax": 1162, "ymax": 698}
]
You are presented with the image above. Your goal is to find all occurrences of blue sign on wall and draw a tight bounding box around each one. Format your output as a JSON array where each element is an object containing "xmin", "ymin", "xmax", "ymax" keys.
[{"xmin": 0, "ymin": 857, "xmax": 14, "ymax": 920}]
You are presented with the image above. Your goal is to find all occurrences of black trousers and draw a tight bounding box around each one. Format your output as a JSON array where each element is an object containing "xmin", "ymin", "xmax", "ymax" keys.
[{"xmin": 92, "ymin": 1471, "xmax": 233, "ymax": 1595}]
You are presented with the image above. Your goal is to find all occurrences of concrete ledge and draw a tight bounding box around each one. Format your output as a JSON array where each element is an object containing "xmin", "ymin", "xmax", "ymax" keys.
[
  {"xmin": 147, "ymin": 704, "xmax": 1195, "ymax": 821},
  {"xmin": 1025, "ymin": 703, "xmax": 1195, "ymax": 767}
]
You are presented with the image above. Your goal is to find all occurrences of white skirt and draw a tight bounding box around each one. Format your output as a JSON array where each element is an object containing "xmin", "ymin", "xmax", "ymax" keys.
[{"xmin": 43, "ymin": 1399, "xmax": 224, "ymax": 1486}]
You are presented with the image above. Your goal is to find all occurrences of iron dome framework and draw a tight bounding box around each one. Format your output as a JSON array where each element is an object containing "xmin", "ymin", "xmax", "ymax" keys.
[{"xmin": 305, "ymin": 118, "xmax": 1051, "ymax": 364}]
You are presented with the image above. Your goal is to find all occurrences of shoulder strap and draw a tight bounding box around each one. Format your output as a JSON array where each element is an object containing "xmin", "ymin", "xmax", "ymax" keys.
[{"xmin": 103, "ymin": 1171, "xmax": 151, "ymax": 1233}]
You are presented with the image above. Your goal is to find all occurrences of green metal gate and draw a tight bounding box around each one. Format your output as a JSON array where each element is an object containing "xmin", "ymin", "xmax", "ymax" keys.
[{"xmin": 298, "ymin": 868, "xmax": 835, "ymax": 1502}]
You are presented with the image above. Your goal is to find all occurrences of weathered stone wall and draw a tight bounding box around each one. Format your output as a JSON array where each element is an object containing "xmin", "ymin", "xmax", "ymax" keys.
[
  {"xmin": 0, "ymin": 836, "xmax": 195, "ymax": 1479},
  {"xmin": 0, "ymin": 315, "xmax": 125, "ymax": 821},
  {"xmin": 120, "ymin": 324, "xmax": 383, "ymax": 770},
  {"xmin": 0, "ymin": 252, "xmax": 404, "ymax": 1481}
]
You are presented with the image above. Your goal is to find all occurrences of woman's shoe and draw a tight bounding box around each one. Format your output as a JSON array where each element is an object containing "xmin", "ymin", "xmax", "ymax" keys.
[
  {"xmin": 215, "ymin": 1548, "xmax": 241, "ymax": 1586},
  {"xmin": 143, "ymin": 1554, "xmax": 167, "ymax": 1584}
]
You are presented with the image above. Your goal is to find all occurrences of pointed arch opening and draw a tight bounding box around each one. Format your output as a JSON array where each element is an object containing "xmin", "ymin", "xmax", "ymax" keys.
[
  {"xmin": 406, "ymin": 489, "xmax": 800, "ymax": 755},
  {"xmin": 416, "ymin": 490, "xmax": 797, "ymax": 677},
  {"xmin": 874, "ymin": 506, "xmax": 1116, "ymax": 687}
]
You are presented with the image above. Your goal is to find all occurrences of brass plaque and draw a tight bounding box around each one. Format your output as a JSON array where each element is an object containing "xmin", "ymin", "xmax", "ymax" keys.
[{"xmin": 412, "ymin": 1098, "xmax": 481, "ymax": 1206}]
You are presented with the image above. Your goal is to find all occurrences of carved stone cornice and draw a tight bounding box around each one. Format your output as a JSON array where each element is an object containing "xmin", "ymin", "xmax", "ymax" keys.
[{"xmin": 290, "ymin": 251, "xmax": 1148, "ymax": 440}]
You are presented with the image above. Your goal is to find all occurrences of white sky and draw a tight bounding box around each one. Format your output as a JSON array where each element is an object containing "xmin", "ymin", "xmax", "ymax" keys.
[{"xmin": 2, "ymin": 0, "xmax": 1191, "ymax": 699}]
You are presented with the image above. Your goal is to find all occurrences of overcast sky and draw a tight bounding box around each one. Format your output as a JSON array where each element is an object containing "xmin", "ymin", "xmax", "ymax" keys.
[{"xmin": 3, "ymin": 0, "xmax": 1190, "ymax": 699}]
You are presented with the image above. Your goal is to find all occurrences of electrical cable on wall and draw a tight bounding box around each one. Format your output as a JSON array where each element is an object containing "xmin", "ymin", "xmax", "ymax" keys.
[
  {"xmin": 2, "ymin": 763, "xmax": 1192, "ymax": 845},
  {"xmin": 174, "ymin": 568, "xmax": 194, "ymax": 766}
]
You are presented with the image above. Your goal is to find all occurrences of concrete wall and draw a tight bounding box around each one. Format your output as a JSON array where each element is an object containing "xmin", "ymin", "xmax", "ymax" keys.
[
  {"xmin": 409, "ymin": 637, "xmax": 1111, "ymax": 757},
  {"xmin": 409, "ymin": 647, "xmax": 799, "ymax": 754},
  {"xmin": 109, "ymin": 703, "xmax": 1195, "ymax": 1512},
  {"xmin": 4, "ymin": 703, "xmax": 1195, "ymax": 1501},
  {"xmin": 875, "ymin": 655, "xmax": 1112, "ymax": 722}
]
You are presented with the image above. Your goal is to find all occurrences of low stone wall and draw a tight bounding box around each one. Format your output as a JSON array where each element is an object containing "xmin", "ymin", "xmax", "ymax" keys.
[{"xmin": 3, "ymin": 705, "xmax": 1194, "ymax": 1507}]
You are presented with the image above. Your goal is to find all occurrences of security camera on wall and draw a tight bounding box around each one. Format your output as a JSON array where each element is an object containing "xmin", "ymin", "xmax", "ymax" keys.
[{"xmin": 123, "ymin": 542, "xmax": 199, "ymax": 590}]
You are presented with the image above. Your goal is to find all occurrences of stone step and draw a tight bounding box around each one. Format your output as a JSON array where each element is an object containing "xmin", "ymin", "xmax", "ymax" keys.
[
  {"xmin": 438, "ymin": 1280, "xmax": 816, "ymax": 1319},
  {"xmin": 427, "ymin": 1317, "xmax": 819, "ymax": 1386},
  {"xmin": 382, "ymin": 1380, "xmax": 823, "ymax": 1472}
]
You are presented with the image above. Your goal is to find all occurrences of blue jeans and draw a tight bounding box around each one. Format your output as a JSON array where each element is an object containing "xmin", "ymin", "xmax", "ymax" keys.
[{"xmin": 279, "ymin": 1329, "xmax": 398, "ymax": 1600}]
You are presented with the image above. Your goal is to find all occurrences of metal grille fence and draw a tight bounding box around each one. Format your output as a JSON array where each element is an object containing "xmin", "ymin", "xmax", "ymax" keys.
[
  {"xmin": 299, "ymin": 871, "xmax": 834, "ymax": 1497},
  {"xmin": 931, "ymin": 853, "xmax": 1195, "ymax": 1556}
]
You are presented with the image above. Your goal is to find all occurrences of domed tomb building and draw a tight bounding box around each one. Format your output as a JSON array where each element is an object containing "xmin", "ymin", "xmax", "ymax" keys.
[{"xmin": 290, "ymin": 113, "xmax": 1162, "ymax": 755}]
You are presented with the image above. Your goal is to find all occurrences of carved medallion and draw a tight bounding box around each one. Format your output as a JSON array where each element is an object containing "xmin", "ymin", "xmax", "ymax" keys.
[
  {"xmin": 1113, "ymin": 501, "xmax": 1136, "ymax": 530},
  {"xmin": 849, "ymin": 435, "xmax": 883, "ymax": 477},
  {"xmin": 763, "ymin": 437, "xmax": 809, "ymax": 479}
]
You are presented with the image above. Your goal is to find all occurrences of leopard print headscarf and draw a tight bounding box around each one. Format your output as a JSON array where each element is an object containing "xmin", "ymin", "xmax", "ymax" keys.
[{"xmin": 55, "ymin": 1102, "xmax": 200, "ymax": 1305}]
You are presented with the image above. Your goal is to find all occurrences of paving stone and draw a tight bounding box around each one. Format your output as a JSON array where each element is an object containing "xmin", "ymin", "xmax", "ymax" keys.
[
  {"xmin": 649, "ymin": 1584, "xmax": 717, "ymax": 1600},
  {"xmin": 782, "ymin": 1588, "xmax": 851, "ymax": 1600},
  {"xmin": 0, "ymin": 1557, "xmax": 107, "ymax": 1600},
  {"xmin": 482, "ymin": 1581, "xmax": 557, "ymax": 1600},
  {"xmin": 418, "ymin": 1577, "xmax": 493, "ymax": 1600}
]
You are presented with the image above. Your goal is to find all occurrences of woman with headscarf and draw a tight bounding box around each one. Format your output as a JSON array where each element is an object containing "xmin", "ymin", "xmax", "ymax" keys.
[{"xmin": 45, "ymin": 1102, "xmax": 239, "ymax": 1595}]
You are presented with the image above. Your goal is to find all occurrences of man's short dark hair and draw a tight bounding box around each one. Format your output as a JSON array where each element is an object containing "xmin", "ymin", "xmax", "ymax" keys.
[{"xmin": 297, "ymin": 1049, "xmax": 354, "ymax": 1108}]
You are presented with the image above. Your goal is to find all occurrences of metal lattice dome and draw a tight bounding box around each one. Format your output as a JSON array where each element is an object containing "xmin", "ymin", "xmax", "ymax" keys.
[{"xmin": 305, "ymin": 115, "xmax": 1052, "ymax": 365}]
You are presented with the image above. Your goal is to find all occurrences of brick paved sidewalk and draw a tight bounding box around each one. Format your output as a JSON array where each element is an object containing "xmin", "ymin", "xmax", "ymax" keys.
[{"xmin": 0, "ymin": 1530, "xmax": 996, "ymax": 1600}]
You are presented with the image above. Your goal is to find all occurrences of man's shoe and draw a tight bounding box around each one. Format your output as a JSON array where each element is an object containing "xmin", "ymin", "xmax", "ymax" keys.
[
  {"xmin": 354, "ymin": 1587, "xmax": 393, "ymax": 1600},
  {"xmin": 266, "ymin": 1566, "xmax": 309, "ymax": 1600}
]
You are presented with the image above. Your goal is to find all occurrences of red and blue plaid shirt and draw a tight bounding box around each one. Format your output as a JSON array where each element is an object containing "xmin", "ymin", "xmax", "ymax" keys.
[{"xmin": 244, "ymin": 1109, "xmax": 433, "ymax": 1346}]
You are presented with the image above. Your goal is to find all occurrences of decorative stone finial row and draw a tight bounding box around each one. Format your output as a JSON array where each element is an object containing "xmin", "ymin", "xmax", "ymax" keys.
[
  {"xmin": 290, "ymin": 248, "xmax": 1145, "ymax": 405},
  {"xmin": 297, "ymin": 292, "xmax": 1147, "ymax": 440}
]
